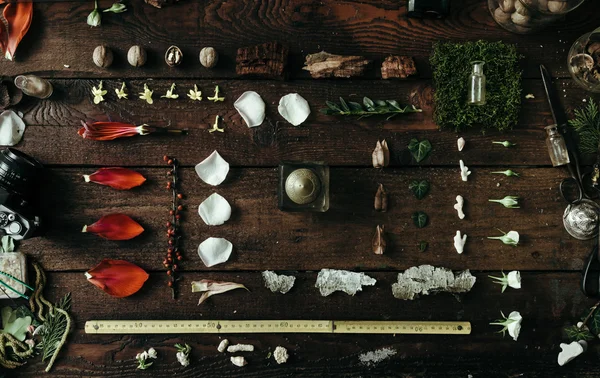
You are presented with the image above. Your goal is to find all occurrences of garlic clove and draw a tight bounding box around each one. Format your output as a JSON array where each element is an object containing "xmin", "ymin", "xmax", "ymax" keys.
[
  {"xmin": 198, "ymin": 193, "xmax": 232, "ymax": 226},
  {"xmin": 278, "ymin": 93, "xmax": 311, "ymax": 126},
  {"xmin": 195, "ymin": 150, "xmax": 230, "ymax": 186},
  {"xmin": 197, "ymin": 237, "xmax": 233, "ymax": 267},
  {"xmin": 0, "ymin": 110, "xmax": 26, "ymax": 146},
  {"xmin": 234, "ymin": 91, "xmax": 266, "ymax": 128}
]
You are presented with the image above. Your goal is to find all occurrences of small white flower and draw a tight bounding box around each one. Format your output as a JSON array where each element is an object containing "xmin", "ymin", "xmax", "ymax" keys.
[
  {"xmin": 139, "ymin": 84, "xmax": 154, "ymax": 104},
  {"xmin": 115, "ymin": 82, "xmax": 128, "ymax": 99},
  {"xmin": 91, "ymin": 80, "xmax": 107, "ymax": 104},
  {"xmin": 208, "ymin": 85, "xmax": 225, "ymax": 102},
  {"xmin": 488, "ymin": 196, "xmax": 520, "ymax": 209},
  {"xmin": 161, "ymin": 83, "xmax": 179, "ymax": 99},
  {"xmin": 490, "ymin": 310, "xmax": 522, "ymax": 341},
  {"xmin": 187, "ymin": 84, "xmax": 202, "ymax": 101},
  {"xmin": 135, "ymin": 353, "xmax": 141, "ymax": 360},
  {"xmin": 176, "ymin": 351, "xmax": 190, "ymax": 367},
  {"xmin": 147, "ymin": 347, "xmax": 157, "ymax": 359},
  {"xmin": 487, "ymin": 230, "xmax": 519, "ymax": 246},
  {"xmin": 489, "ymin": 271, "xmax": 521, "ymax": 292},
  {"xmin": 140, "ymin": 351, "xmax": 149, "ymax": 360},
  {"xmin": 208, "ymin": 115, "xmax": 225, "ymax": 133}
]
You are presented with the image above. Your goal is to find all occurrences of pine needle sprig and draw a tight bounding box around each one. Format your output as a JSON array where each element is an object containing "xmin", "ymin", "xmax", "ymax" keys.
[
  {"xmin": 569, "ymin": 98, "xmax": 600, "ymax": 156},
  {"xmin": 320, "ymin": 97, "xmax": 422, "ymax": 120},
  {"xmin": 37, "ymin": 292, "xmax": 72, "ymax": 370}
]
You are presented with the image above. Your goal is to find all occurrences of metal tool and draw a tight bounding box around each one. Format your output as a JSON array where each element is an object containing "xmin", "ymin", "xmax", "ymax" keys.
[{"xmin": 85, "ymin": 319, "xmax": 471, "ymax": 335}]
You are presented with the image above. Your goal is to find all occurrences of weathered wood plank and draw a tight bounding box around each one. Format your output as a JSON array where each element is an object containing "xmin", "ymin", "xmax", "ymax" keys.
[
  {"xmin": 13, "ymin": 79, "xmax": 600, "ymax": 167},
  {"xmin": 20, "ymin": 167, "xmax": 588, "ymax": 272},
  {"xmin": 9, "ymin": 271, "xmax": 599, "ymax": 377},
  {"xmin": 0, "ymin": 0, "xmax": 595, "ymax": 80}
]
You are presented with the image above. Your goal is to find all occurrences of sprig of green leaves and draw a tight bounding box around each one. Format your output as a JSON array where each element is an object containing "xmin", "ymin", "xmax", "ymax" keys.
[
  {"xmin": 321, "ymin": 97, "xmax": 422, "ymax": 120},
  {"xmin": 569, "ymin": 98, "xmax": 600, "ymax": 156}
]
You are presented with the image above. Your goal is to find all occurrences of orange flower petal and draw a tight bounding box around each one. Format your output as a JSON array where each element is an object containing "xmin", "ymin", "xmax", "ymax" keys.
[
  {"xmin": 2, "ymin": 2, "xmax": 33, "ymax": 61},
  {"xmin": 85, "ymin": 259, "xmax": 149, "ymax": 298},
  {"xmin": 79, "ymin": 121, "xmax": 143, "ymax": 141},
  {"xmin": 84, "ymin": 168, "xmax": 146, "ymax": 190},
  {"xmin": 82, "ymin": 213, "xmax": 144, "ymax": 240}
]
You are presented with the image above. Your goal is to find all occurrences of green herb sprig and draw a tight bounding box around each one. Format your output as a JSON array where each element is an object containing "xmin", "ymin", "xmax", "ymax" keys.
[
  {"xmin": 569, "ymin": 98, "xmax": 600, "ymax": 156},
  {"xmin": 321, "ymin": 97, "xmax": 422, "ymax": 120}
]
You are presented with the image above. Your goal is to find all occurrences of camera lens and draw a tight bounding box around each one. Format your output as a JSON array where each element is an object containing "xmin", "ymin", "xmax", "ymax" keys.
[{"xmin": 0, "ymin": 148, "xmax": 44, "ymax": 197}]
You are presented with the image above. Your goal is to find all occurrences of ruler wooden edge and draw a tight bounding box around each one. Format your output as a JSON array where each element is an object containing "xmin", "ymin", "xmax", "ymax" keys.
[{"xmin": 85, "ymin": 320, "xmax": 471, "ymax": 335}]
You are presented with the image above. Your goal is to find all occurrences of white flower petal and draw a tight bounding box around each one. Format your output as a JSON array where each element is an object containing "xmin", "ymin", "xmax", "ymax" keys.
[
  {"xmin": 198, "ymin": 237, "xmax": 233, "ymax": 267},
  {"xmin": 278, "ymin": 93, "xmax": 310, "ymax": 126},
  {"xmin": 195, "ymin": 150, "xmax": 229, "ymax": 186},
  {"xmin": 199, "ymin": 193, "xmax": 232, "ymax": 226},
  {"xmin": 506, "ymin": 231, "xmax": 520, "ymax": 244},
  {"xmin": 507, "ymin": 311, "xmax": 522, "ymax": 341},
  {"xmin": 507, "ymin": 271, "xmax": 521, "ymax": 289},
  {"xmin": 234, "ymin": 91, "xmax": 265, "ymax": 128},
  {"xmin": 0, "ymin": 110, "xmax": 26, "ymax": 146},
  {"xmin": 558, "ymin": 341, "xmax": 584, "ymax": 366}
]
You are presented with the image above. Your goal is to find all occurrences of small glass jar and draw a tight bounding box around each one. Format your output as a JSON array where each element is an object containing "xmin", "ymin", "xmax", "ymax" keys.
[
  {"xmin": 545, "ymin": 124, "xmax": 570, "ymax": 167},
  {"xmin": 568, "ymin": 29, "xmax": 600, "ymax": 93},
  {"xmin": 468, "ymin": 61, "xmax": 486, "ymax": 105},
  {"xmin": 488, "ymin": 0, "xmax": 586, "ymax": 35}
]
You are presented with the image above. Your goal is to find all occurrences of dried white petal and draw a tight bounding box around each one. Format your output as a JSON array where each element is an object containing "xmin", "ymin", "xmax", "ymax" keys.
[
  {"xmin": 0, "ymin": 110, "xmax": 26, "ymax": 146},
  {"xmin": 525, "ymin": 93, "xmax": 535, "ymax": 99},
  {"xmin": 273, "ymin": 346, "xmax": 289, "ymax": 364},
  {"xmin": 315, "ymin": 269, "xmax": 376, "ymax": 296},
  {"xmin": 197, "ymin": 237, "xmax": 233, "ymax": 267},
  {"xmin": 454, "ymin": 195, "xmax": 465, "ymax": 219},
  {"xmin": 262, "ymin": 271, "xmax": 296, "ymax": 294},
  {"xmin": 227, "ymin": 344, "xmax": 254, "ymax": 353},
  {"xmin": 195, "ymin": 150, "xmax": 229, "ymax": 186},
  {"xmin": 234, "ymin": 91, "xmax": 265, "ymax": 128},
  {"xmin": 454, "ymin": 230, "xmax": 467, "ymax": 254},
  {"xmin": 391, "ymin": 265, "xmax": 476, "ymax": 300},
  {"xmin": 278, "ymin": 93, "xmax": 310, "ymax": 126},
  {"xmin": 217, "ymin": 339, "xmax": 229, "ymax": 353},
  {"xmin": 457, "ymin": 137, "xmax": 465, "ymax": 152},
  {"xmin": 198, "ymin": 193, "xmax": 232, "ymax": 226},
  {"xmin": 230, "ymin": 356, "xmax": 247, "ymax": 367}
]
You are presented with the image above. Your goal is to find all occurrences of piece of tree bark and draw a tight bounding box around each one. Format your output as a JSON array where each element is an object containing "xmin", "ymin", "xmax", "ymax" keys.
[
  {"xmin": 236, "ymin": 42, "xmax": 289, "ymax": 79},
  {"xmin": 381, "ymin": 56, "xmax": 417, "ymax": 79},
  {"xmin": 303, "ymin": 51, "xmax": 371, "ymax": 78},
  {"xmin": 144, "ymin": 0, "xmax": 179, "ymax": 8},
  {"xmin": 391, "ymin": 265, "xmax": 476, "ymax": 300}
]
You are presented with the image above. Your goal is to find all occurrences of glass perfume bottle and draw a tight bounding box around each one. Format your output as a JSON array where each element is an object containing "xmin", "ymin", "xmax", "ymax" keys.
[
  {"xmin": 468, "ymin": 61, "xmax": 486, "ymax": 105},
  {"xmin": 14, "ymin": 75, "xmax": 53, "ymax": 99},
  {"xmin": 545, "ymin": 124, "xmax": 570, "ymax": 167}
]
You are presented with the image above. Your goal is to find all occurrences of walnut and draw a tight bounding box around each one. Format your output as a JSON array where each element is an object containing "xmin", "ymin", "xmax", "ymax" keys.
[
  {"xmin": 165, "ymin": 45, "xmax": 182, "ymax": 67},
  {"xmin": 93, "ymin": 45, "xmax": 113, "ymax": 68},
  {"xmin": 199, "ymin": 47, "xmax": 218, "ymax": 68},
  {"xmin": 127, "ymin": 45, "xmax": 147, "ymax": 67}
]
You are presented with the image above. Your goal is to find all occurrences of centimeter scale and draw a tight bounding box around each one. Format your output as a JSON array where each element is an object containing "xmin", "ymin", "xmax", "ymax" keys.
[{"xmin": 85, "ymin": 320, "xmax": 471, "ymax": 335}]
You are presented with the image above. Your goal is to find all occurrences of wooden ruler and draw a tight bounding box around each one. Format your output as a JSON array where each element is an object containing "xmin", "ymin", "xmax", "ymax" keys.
[{"xmin": 85, "ymin": 320, "xmax": 471, "ymax": 335}]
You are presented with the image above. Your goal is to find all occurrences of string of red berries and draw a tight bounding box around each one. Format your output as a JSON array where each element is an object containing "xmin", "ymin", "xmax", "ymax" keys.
[{"xmin": 163, "ymin": 155, "xmax": 184, "ymax": 299}]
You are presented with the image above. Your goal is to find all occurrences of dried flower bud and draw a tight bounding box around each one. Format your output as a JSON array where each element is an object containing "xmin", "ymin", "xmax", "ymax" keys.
[
  {"xmin": 93, "ymin": 45, "xmax": 113, "ymax": 68},
  {"xmin": 128, "ymin": 45, "xmax": 147, "ymax": 67},
  {"xmin": 374, "ymin": 183, "xmax": 388, "ymax": 212},
  {"xmin": 372, "ymin": 139, "xmax": 390, "ymax": 168},
  {"xmin": 199, "ymin": 47, "xmax": 219, "ymax": 68},
  {"xmin": 165, "ymin": 45, "xmax": 183, "ymax": 67},
  {"xmin": 372, "ymin": 225, "xmax": 386, "ymax": 255}
]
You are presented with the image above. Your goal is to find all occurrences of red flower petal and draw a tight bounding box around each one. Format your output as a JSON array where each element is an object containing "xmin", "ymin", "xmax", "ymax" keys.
[
  {"xmin": 83, "ymin": 213, "xmax": 144, "ymax": 240},
  {"xmin": 2, "ymin": 2, "xmax": 33, "ymax": 61},
  {"xmin": 85, "ymin": 259, "xmax": 149, "ymax": 298},
  {"xmin": 84, "ymin": 168, "xmax": 146, "ymax": 190},
  {"xmin": 79, "ymin": 121, "xmax": 144, "ymax": 141}
]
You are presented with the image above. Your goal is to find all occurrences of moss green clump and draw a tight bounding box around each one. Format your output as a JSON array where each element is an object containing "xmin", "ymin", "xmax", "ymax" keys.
[{"xmin": 430, "ymin": 40, "xmax": 522, "ymax": 132}]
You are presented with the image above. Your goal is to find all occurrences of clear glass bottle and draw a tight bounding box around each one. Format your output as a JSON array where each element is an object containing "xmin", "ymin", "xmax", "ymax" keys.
[
  {"xmin": 545, "ymin": 125, "xmax": 570, "ymax": 167},
  {"xmin": 14, "ymin": 75, "xmax": 53, "ymax": 99},
  {"xmin": 468, "ymin": 61, "xmax": 486, "ymax": 105}
]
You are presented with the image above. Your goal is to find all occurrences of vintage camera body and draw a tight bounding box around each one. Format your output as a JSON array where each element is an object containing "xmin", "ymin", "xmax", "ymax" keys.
[{"xmin": 0, "ymin": 148, "xmax": 43, "ymax": 240}]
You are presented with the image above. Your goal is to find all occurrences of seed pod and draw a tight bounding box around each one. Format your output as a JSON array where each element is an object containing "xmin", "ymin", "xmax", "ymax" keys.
[
  {"xmin": 372, "ymin": 225, "xmax": 386, "ymax": 255},
  {"xmin": 93, "ymin": 45, "xmax": 113, "ymax": 68},
  {"xmin": 372, "ymin": 139, "xmax": 390, "ymax": 168},
  {"xmin": 165, "ymin": 45, "xmax": 182, "ymax": 67},
  {"xmin": 127, "ymin": 45, "xmax": 147, "ymax": 67},
  {"xmin": 199, "ymin": 47, "xmax": 219, "ymax": 68},
  {"xmin": 374, "ymin": 183, "xmax": 388, "ymax": 212}
]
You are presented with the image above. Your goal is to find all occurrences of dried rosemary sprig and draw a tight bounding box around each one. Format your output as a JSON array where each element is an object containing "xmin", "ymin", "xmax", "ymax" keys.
[
  {"xmin": 320, "ymin": 97, "xmax": 422, "ymax": 120},
  {"xmin": 163, "ymin": 156, "xmax": 184, "ymax": 299}
]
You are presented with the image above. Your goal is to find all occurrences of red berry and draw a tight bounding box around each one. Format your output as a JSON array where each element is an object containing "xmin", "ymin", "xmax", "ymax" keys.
[
  {"xmin": 167, "ymin": 270, "xmax": 172, "ymax": 276},
  {"xmin": 167, "ymin": 159, "xmax": 173, "ymax": 165},
  {"xmin": 177, "ymin": 193, "xmax": 183, "ymax": 199},
  {"xmin": 167, "ymin": 281, "xmax": 173, "ymax": 287},
  {"xmin": 163, "ymin": 155, "xmax": 169, "ymax": 162},
  {"xmin": 175, "ymin": 214, "xmax": 181, "ymax": 220},
  {"xmin": 166, "ymin": 221, "xmax": 172, "ymax": 227},
  {"xmin": 177, "ymin": 205, "xmax": 183, "ymax": 211},
  {"xmin": 177, "ymin": 255, "xmax": 182, "ymax": 261}
]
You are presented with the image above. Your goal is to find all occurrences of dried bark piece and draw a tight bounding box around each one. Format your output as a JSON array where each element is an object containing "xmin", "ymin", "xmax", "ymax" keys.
[
  {"xmin": 381, "ymin": 56, "xmax": 417, "ymax": 79},
  {"xmin": 262, "ymin": 270, "xmax": 296, "ymax": 294},
  {"xmin": 236, "ymin": 42, "xmax": 289, "ymax": 79},
  {"xmin": 372, "ymin": 225, "xmax": 386, "ymax": 255},
  {"xmin": 391, "ymin": 265, "xmax": 476, "ymax": 300},
  {"xmin": 315, "ymin": 269, "xmax": 376, "ymax": 296},
  {"xmin": 144, "ymin": 0, "xmax": 179, "ymax": 8},
  {"xmin": 303, "ymin": 51, "xmax": 371, "ymax": 79},
  {"xmin": 374, "ymin": 184, "xmax": 388, "ymax": 212}
]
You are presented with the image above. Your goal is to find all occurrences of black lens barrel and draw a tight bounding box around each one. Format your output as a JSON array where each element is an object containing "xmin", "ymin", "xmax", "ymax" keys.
[{"xmin": 0, "ymin": 148, "xmax": 44, "ymax": 197}]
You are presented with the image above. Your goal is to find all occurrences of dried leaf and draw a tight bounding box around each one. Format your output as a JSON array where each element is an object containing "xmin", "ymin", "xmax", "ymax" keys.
[
  {"xmin": 407, "ymin": 138, "xmax": 432, "ymax": 163},
  {"xmin": 372, "ymin": 225, "xmax": 386, "ymax": 255},
  {"xmin": 85, "ymin": 259, "xmax": 149, "ymax": 298},
  {"xmin": 374, "ymin": 183, "xmax": 388, "ymax": 211},
  {"xmin": 83, "ymin": 168, "xmax": 146, "ymax": 190},
  {"xmin": 1, "ymin": 2, "xmax": 33, "ymax": 61},
  {"xmin": 409, "ymin": 180, "xmax": 430, "ymax": 200},
  {"xmin": 82, "ymin": 213, "xmax": 144, "ymax": 240},
  {"xmin": 191, "ymin": 279, "xmax": 248, "ymax": 305},
  {"xmin": 418, "ymin": 241, "xmax": 428, "ymax": 252},
  {"xmin": 372, "ymin": 140, "xmax": 390, "ymax": 168}
]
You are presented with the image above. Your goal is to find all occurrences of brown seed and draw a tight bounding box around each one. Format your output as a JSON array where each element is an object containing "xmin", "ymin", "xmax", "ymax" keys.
[
  {"xmin": 372, "ymin": 225, "xmax": 386, "ymax": 255},
  {"xmin": 127, "ymin": 45, "xmax": 147, "ymax": 67},
  {"xmin": 372, "ymin": 139, "xmax": 390, "ymax": 168},
  {"xmin": 199, "ymin": 47, "xmax": 219, "ymax": 68},
  {"xmin": 93, "ymin": 45, "xmax": 113, "ymax": 68},
  {"xmin": 374, "ymin": 183, "xmax": 388, "ymax": 212}
]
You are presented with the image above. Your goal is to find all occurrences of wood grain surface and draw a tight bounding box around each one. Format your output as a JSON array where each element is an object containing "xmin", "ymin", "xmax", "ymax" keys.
[{"xmin": 2, "ymin": 0, "xmax": 600, "ymax": 377}]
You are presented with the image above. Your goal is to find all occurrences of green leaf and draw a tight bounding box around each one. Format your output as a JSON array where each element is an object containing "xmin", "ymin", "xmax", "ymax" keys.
[
  {"xmin": 580, "ymin": 306, "xmax": 600, "ymax": 335},
  {"xmin": 374, "ymin": 100, "xmax": 386, "ymax": 107},
  {"xmin": 564, "ymin": 324, "xmax": 595, "ymax": 342},
  {"xmin": 407, "ymin": 138, "xmax": 432, "ymax": 163},
  {"xmin": 326, "ymin": 101, "xmax": 342, "ymax": 112},
  {"xmin": 386, "ymin": 100, "xmax": 401, "ymax": 110},
  {"xmin": 0, "ymin": 236, "xmax": 14, "ymax": 252},
  {"xmin": 412, "ymin": 211, "xmax": 428, "ymax": 228},
  {"xmin": 409, "ymin": 180, "xmax": 430, "ymax": 200},
  {"xmin": 348, "ymin": 101, "xmax": 362, "ymax": 111},
  {"xmin": 1, "ymin": 306, "xmax": 32, "ymax": 341},
  {"xmin": 363, "ymin": 97, "xmax": 375, "ymax": 109},
  {"xmin": 418, "ymin": 241, "xmax": 428, "ymax": 252},
  {"xmin": 339, "ymin": 97, "xmax": 350, "ymax": 112}
]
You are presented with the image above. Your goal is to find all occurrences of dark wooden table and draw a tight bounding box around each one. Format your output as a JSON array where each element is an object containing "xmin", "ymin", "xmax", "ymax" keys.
[{"xmin": 3, "ymin": 0, "xmax": 600, "ymax": 376}]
